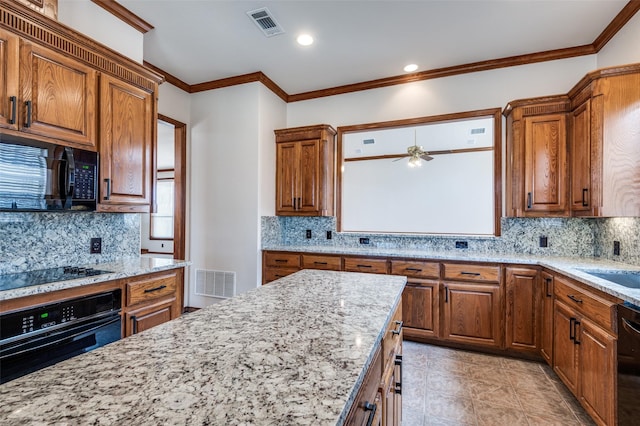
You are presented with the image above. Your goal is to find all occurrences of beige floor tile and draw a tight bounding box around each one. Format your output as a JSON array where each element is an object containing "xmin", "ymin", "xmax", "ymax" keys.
[
  {"xmin": 456, "ymin": 350, "xmax": 503, "ymax": 367},
  {"xmin": 516, "ymin": 387, "xmax": 575, "ymax": 419},
  {"xmin": 426, "ymin": 370, "xmax": 471, "ymax": 398},
  {"xmin": 424, "ymin": 392, "xmax": 476, "ymax": 425},
  {"xmin": 526, "ymin": 412, "xmax": 581, "ymax": 426},
  {"xmin": 473, "ymin": 401, "xmax": 529, "ymax": 426},
  {"xmin": 403, "ymin": 406, "xmax": 426, "ymax": 426},
  {"xmin": 467, "ymin": 379, "xmax": 520, "ymax": 409},
  {"xmin": 424, "ymin": 415, "xmax": 473, "ymax": 425},
  {"xmin": 465, "ymin": 364, "xmax": 512, "ymax": 386},
  {"xmin": 427, "ymin": 357, "xmax": 470, "ymax": 376},
  {"xmin": 500, "ymin": 357, "xmax": 547, "ymax": 374},
  {"xmin": 507, "ymin": 369, "xmax": 556, "ymax": 392}
]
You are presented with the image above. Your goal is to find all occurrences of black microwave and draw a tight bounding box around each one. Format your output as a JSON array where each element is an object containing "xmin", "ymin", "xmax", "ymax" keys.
[{"xmin": 0, "ymin": 139, "xmax": 98, "ymax": 212}]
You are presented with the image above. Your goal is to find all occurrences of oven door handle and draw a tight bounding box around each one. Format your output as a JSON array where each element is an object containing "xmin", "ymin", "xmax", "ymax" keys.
[
  {"xmin": 0, "ymin": 313, "xmax": 121, "ymax": 359},
  {"xmin": 622, "ymin": 318, "xmax": 640, "ymax": 336}
]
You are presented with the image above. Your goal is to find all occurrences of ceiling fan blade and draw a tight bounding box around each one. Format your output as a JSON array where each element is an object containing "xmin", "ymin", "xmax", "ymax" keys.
[
  {"xmin": 392, "ymin": 155, "xmax": 409, "ymax": 162},
  {"xmin": 420, "ymin": 154, "xmax": 434, "ymax": 161}
]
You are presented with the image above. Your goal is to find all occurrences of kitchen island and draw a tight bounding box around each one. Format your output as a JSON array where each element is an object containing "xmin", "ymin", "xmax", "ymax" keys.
[{"xmin": 0, "ymin": 269, "xmax": 406, "ymax": 425}]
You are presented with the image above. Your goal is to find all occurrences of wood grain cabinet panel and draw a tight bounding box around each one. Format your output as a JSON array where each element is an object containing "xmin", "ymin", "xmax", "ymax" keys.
[
  {"xmin": 540, "ymin": 271, "xmax": 555, "ymax": 365},
  {"xmin": 553, "ymin": 299, "xmax": 579, "ymax": 395},
  {"xmin": 264, "ymin": 252, "xmax": 301, "ymax": 268},
  {"xmin": 344, "ymin": 257, "xmax": 388, "ymax": 274},
  {"xmin": 0, "ymin": 28, "xmax": 19, "ymax": 131},
  {"xmin": 401, "ymin": 279, "xmax": 439, "ymax": 338},
  {"xmin": 19, "ymin": 42, "xmax": 97, "ymax": 149},
  {"xmin": 99, "ymin": 73, "xmax": 154, "ymax": 211},
  {"xmin": 443, "ymin": 263, "xmax": 500, "ymax": 283},
  {"xmin": 124, "ymin": 297, "xmax": 175, "ymax": 336},
  {"xmin": 505, "ymin": 267, "xmax": 540, "ymax": 354},
  {"xmin": 275, "ymin": 125, "xmax": 336, "ymax": 216},
  {"xmin": 570, "ymin": 99, "xmax": 593, "ymax": 214},
  {"xmin": 390, "ymin": 260, "xmax": 439, "ymax": 279},
  {"xmin": 301, "ymin": 254, "xmax": 341, "ymax": 270}
]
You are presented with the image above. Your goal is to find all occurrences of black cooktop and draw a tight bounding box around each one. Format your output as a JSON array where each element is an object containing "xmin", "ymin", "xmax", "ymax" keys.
[{"xmin": 0, "ymin": 266, "xmax": 111, "ymax": 292}]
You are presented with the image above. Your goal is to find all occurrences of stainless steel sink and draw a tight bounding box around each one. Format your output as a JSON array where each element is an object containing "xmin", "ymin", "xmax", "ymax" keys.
[{"xmin": 581, "ymin": 270, "xmax": 640, "ymax": 289}]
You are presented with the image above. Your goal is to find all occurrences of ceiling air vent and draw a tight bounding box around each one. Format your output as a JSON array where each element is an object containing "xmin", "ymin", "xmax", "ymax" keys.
[{"xmin": 247, "ymin": 7, "xmax": 285, "ymax": 37}]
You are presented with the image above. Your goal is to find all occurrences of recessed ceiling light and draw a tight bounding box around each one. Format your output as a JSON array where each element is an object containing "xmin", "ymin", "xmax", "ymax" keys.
[
  {"xmin": 297, "ymin": 34, "xmax": 314, "ymax": 46},
  {"xmin": 404, "ymin": 64, "xmax": 418, "ymax": 72}
]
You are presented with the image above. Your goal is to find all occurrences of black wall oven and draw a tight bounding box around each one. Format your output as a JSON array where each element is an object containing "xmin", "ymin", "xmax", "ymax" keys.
[
  {"xmin": 0, "ymin": 139, "xmax": 98, "ymax": 211},
  {"xmin": 0, "ymin": 289, "xmax": 122, "ymax": 384},
  {"xmin": 618, "ymin": 302, "xmax": 640, "ymax": 425}
]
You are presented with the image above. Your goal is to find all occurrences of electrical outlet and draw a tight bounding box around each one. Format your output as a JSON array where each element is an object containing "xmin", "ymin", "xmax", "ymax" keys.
[
  {"xmin": 359, "ymin": 237, "xmax": 370, "ymax": 245},
  {"xmin": 539, "ymin": 236, "xmax": 548, "ymax": 248},
  {"xmin": 90, "ymin": 237, "xmax": 102, "ymax": 254},
  {"xmin": 326, "ymin": 231, "xmax": 332, "ymax": 240},
  {"xmin": 305, "ymin": 229, "xmax": 312, "ymax": 239},
  {"xmin": 455, "ymin": 241, "xmax": 468, "ymax": 249},
  {"xmin": 614, "ymin": 241, "xmax": 621, "ymax": 256}
]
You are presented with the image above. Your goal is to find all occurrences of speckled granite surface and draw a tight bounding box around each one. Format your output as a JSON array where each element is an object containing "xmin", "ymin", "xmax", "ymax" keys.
[
  {"xmin": 262, "ymin": 245, "xmax": 640, "ymax": 306},
  {"xmin": 0, "ymin": 212, "xmax": 140, "ymax": 274},
  {"xmin": 0, "ymin": 270, "xmax": 406, "ymax": 426},
  {"xmin": 0, "ymin": 257, "xmax": 190, "ymax": 301}
]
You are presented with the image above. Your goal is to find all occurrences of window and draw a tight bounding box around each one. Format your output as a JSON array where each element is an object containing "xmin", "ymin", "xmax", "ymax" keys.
[{"xmin": 150, "ymin": 177, "xmax": 174, "ymax": 239}]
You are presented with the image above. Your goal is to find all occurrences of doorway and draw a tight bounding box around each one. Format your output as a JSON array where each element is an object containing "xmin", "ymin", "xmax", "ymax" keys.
[{"xmin": 141, "ymin": 114, "xmax": 187, "ymax": 261}]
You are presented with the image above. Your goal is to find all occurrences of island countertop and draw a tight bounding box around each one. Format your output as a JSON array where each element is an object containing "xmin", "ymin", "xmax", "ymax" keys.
[{"xmin": 0, "ymin": 270, "xmax": 407, "ymax": 425}]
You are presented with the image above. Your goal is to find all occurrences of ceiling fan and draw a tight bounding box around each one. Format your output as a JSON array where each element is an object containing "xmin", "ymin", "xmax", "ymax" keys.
[{"xmin": 394, "ymin": 130, "xmax": 434, "ymax": 167}]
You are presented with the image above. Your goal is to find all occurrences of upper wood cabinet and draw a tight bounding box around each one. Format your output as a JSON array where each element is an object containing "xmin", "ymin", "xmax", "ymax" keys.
[
  {"xmin": 274, "ymin": 124, "xmax": 336, "ymax": 216},
  {"xmin": 506, "ymin": 63, "xmax": 640, "ymax": 218},
  {"xmin": 0, "ymin": 28, "xmax": 19, "ymax": 131},
  {"xmin": 504, "ymin": 97, "xmax": 569, "ymax": 217},
  {"xmin": 19, "ymin": 41, "xmax": 98, "ymax": 150},
  {"xmin": 98, "ymin": 74, "xmax": 154, "ymax": 212}
]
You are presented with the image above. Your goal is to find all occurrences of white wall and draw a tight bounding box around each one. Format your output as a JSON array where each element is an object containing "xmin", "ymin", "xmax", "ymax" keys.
[
  {"xmin": 597, "ymin": 11, "xmax": 640, "ymax": 68},
  {"xmin": 57, "ymin": 0, "xmax": 143, "ymax": 63}
]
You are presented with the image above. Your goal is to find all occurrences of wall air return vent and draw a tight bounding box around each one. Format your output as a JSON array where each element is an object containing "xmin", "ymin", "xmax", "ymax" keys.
[
  {"xmin": 195, "ymin": 269, "xmax": 236, "ymax": 299},
  {"xmin": 246, "ymin": 7, "xmax": 285, "ymax": 37}
]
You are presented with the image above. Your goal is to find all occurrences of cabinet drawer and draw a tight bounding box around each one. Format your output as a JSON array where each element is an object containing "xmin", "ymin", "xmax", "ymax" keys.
[
  {"xmin": 264, "ymin": 252, "xmax": 301, "ymax": 268},
  {"xmin": 302, "ymin": 254, "xmax": 342, "ymax": 270},
  {"xmin": 554, "ymin": 276, "xmax": 616, "ymax": 331},
  {"xmin": 391, "ymin": 260, "xmax": 439, "ymax": 279},
  {"xmin": 383, "ymin": 303, "xmax": 403, "ymax": 373},
  {"xmin": 127, "ymin": 271, "xmax": 177, "ymax": 306},
  {"xmin": 344, "ymin": 257, "xmax": 388, "ymax": 274},
  {"xmin": 264, "ymin": 267, "xmax": 299, "ymax": 283},
  {"xmin": 443, "ymin": 263, "xmax": 500, "ymax": 283}
]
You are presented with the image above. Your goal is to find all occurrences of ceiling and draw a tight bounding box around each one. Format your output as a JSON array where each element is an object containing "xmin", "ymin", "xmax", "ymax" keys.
[{"xmin": 117, "ymin": 0, "xmax": 631, "ymax": 95}]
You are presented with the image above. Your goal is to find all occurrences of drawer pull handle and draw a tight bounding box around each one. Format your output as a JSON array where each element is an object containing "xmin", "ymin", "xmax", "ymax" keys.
[
  {"xmin": 392, "ymin": 320, "xmax": 403, "ymax": 335},
  {"xmin": 357, "ymin": 264, "xmax": 372, "ymax": 268},
  {"xmin": 527, "ymin": 192, "xmax": 532, "ymax": 209},
  {"xmin": 574, "ymin": 320, "xmax": 581, "ymax": 345},
  {"xmin": 363, "ymin": 401, "xmax": 377, "ymax": 426},
  {"xmin": 545, "ymin": 277, "xmax": 553, "ymax": 297},
  {"xmin": 395, "ymin": 354, "xmax": 403, "ymax": 395},
  {"xmin": 461, "ymin": 271, "xmax": 481, "ymax": 276},
  {"xmin": 314, "ymin": 261, "xmax": 328, "ymax": 265},
  {"xmin": 445, "ymin": 286, "xmax": 449, "ymax": 303},
  {"xmin": 24, "ymin": 100, "xmax": 32, "ymax": 127},
  {"xmin": 274, "ymin": 259, "xmax": 288, "ymax": 263},
  {"xmin": 582, "ymin": 188, "xmax": 589, "ymax": 207},
  {"xmin": 9, "ymin": 96, "xmax": 16, "ymax": 124},
  {"xmin": 622, "ymin": 318, "xmax": 640, "ymax": 336},
  {"xmin": 104, "ymin": 178, "xmax": 111, "ymax": 201},
  {"xmin": 405, "ymin": 267, "xmax": 422, "ymax": 272},
  {"xmin": 144, "ymin": 284, "xmax": 167, "ymax": 293},
  {"xmin": 569, "ymin": 317, "xmax": 576, "ymax": 341},
  {"xmin": 568, "ymin": 294, "xmax": 583, "ymax": 304}
]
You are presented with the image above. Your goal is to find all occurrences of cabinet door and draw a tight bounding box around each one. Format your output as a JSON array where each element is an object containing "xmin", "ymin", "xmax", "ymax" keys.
[
  {"xmin": 579, "ymin": 318, "xmax": 616, "ymax": 426},
  {"xmin": 505, "ymin": 267, "xmax": 539, "ymax": 353},
  {"xmin": 124, "ymin": 297, "xmax": 176, "ymax": 336},
  {"xmin": 401, "ymin": 279, "xmax": 439, "ymax": 337},
  {"xmin": 275, "ymin": 141, "xmax": 298, "ymax": 214},
  {"xmin": 298, "ymin": 139, "xmax": 321, "ymax": 213},
  {"xmin": 0, "ymin": 28, "xmax": 19, "ymax": 130},
  {"xmin": 523, "ymin": 114, "xmax": 567, "ymax": 215},
  {"xmin": 540, "ymin": 272, "xmax": 554, "ymax": 365},
  {"xmin": 570, "ymin": 100, "xmax": 593, "ymax": 214},
  {"xmin": 442, "ymin": 282, "xmax": 502, "ymax": 347},
  {"xmin": 99, "ymin": 74, "xmax": 153, "ymax": 210},
  {"xmin": 20, "ymin": 42, "xmax": 97, "ymax": 149},
  {"xmin": 553, "ymin": 300, "xmax": 579, "ymax": 394}
]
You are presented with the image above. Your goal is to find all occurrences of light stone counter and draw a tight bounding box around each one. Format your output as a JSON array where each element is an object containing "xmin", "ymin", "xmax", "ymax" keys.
[
  {"xmin": 0, "ymin": 270, "xmax": 407, "ymax": 425},
  {"xmin": 0, "ymin": 257, "xmax": 190, "ymax": 301},
  {"xmin": 264, "ymin": 245, "xmax": 640, "ymax": 306}
]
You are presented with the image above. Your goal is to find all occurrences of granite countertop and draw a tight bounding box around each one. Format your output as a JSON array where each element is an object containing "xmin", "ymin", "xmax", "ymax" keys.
[
  {"xmin": 264, "ymin": 245, "xmax": 640, "ymax": 306},
  {"xmin": 0, "ymin": 257, "xmax": 191, "ymax": 301},
  {"xmin": 0, "ymin": 270, "xmax": 406, "ymax": 425}
]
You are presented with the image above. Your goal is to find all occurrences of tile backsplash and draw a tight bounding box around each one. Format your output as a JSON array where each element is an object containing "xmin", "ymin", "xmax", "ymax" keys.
[
  {"xmin": 262, "ymin": 216, "xmax": 640, "ymax": 266},
  {"xmin": 0, "ymin": 212, "xmax": 140, "ymax": 274}
]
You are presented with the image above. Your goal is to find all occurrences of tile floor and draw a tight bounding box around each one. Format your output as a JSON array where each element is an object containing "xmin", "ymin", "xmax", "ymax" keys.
[{"xmin": 402, "ymin": 341, "xmax": 596, "ymax": 426}]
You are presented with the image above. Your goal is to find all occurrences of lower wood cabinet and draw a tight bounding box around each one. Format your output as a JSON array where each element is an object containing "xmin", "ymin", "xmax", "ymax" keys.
[
  {"xmin": 401, "ymin": 279, "xmax": 439, "ymax": 338},
  {"xmin": 540, "ymin": 271, "xmax": 555, "ymax": 365},
  {"xmin": 505, "ymin": 267, "xmax": 540, "ymax": 354},
  {"xmin": 123, "ymin": 269, "xmax": 183, "ymax": 337}
]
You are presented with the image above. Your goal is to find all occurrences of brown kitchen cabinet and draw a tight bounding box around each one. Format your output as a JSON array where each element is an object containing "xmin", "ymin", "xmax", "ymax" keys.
[
  {"xmin": 540, "ymin": 271, "xmax": 554, "ymax": 365},
  {"xmin": 0, "ymin": 33, "xmax": 98, "ymax": 150},
  {"xmin": 262, "ymin": 251, "xmax": 301, "ymax": 284},
  {"xmin": 553, "ymin": 275, "xmax": 618, "ymax": 426},
  {"xmin": 344, "ymin": 347, "xmax": 382, "ymax": 426},
  {"xmin": 274, "ymin": 124, "xmax": 336, "ymax": 216},
  {"xmin": 505, "ymin": 267, "xmax": 540, "ymax": 355},
  {"xmin": 98, "ymin": 73, "xmax": 155, "ymax": 212},
  {"xmin": 301, "ymin": 254, "xmax": 341, "ymax": 271},
  {"xmin": 123, "ymin": 269, "xmax": 183, "ymax": 337},
  {"xmin": 442, "ymin": 263, "xmax": 502, "ymax": 348},
  {"xmin": 570, "ymin": 98, "xmax": 593, "ymax": 214},
  {"xmin": 344, "ymin": 257, "xmax": 388, "ymax": 274}
]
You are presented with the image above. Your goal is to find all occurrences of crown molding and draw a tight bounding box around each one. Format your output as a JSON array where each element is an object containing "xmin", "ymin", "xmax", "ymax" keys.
[
  {"xmin": 91, "ymin": 0, "xmax": 153, "ymax": 33},
  {"xmin": 144, "ymin": 0, "xmax": 639, "ymax": 102}
]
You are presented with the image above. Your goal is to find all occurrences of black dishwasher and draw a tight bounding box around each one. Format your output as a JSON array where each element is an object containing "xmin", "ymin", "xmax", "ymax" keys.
[
  {"xmin": 617, "ymin": 302, "xmax": 640, "ymax": 425},
  {"xmin": 0, "ymin": 289, "xmax": 122, "ymax": 384}
]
